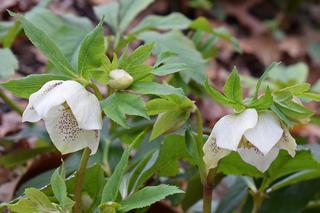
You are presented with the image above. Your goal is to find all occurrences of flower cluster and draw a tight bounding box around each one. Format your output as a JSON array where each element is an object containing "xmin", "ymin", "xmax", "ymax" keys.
[{"xmin": 203, "ymin": 108, "xmax": 296, "ymax": 172}]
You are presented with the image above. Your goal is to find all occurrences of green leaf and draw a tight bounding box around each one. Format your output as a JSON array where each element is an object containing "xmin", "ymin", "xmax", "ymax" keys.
[
  {"xmin": 132, "ymin": 12, "xmax": 190, "ymax": 33},
  {"xmin": 205, "ymin": 78, "xmax": 234, "ymax": 104},
  {"xmin": 150, "ymin": 109, "xmax": 189, "ymax": 141},
  {"xmin": 248, "ymin": 87, "xmax": 273, "ymax": 110},
  {"xmin": 185, "ymin": 129, "xmax": 203, "ymax": 167},
  {"xmin": 275, "ymin": 83, "xmax": 310, "ymax": 96},
  {"xmin": 77, "ymin": 21, "xmax": 105, "ymax": 78},
  {"xmin": 275, "ymin": 99, "xmax": 314, "ymax": 121},
  {"xmin": 5, "ymin": 199, "xmax": 38, "ymax": 213},
  {"xmin": 1, "ymin": 74, "xmax": 69, "ymax": 98},
  {"xmin": 24, "ymin": 188, "xmax": 55, "ymax": 209},
  {"xmin": 260, "ymin": 179, "xmax": 320, "ymax": 213},
  {"xmin": 119, "ymin": 43, "xmax": 153, "ymax": 81},
  {"xmin": 270, "ymin": 103, "xmax": 293, "ymax": 127},
  {"xmin": 223, "ymin": 67, "xmax": 243, "ymax": 103},
  {"xmin": 218, "ymin": 152, "xmax": 264, "ymax": 177},
  {"xmin": 118, "ymin": 0, "xmax": 155, "ymax": 33},
  {"xmin": 146, "ymin": 98, "xmax": 178, "ymax": 115},
  {"xmin": 1, "ymin": 20, "xmax": 21, "ymax": 48},
  {"xmin": 254, "ymin": 62, "xmax": 281, "ymax": 99},
  {"xmin": 189, "ymin": 18, "xmax": 240, "ymax": 52},
  {"xmin": 216, "ymin": 177, "xmax": 248, "ymax": 213},
  {"xmin": 189, "ymin": 17, "xmax": 213, "ymax": 32},
  {"xmin": 267, "ymin": 150, "xmax": 320, "ymax": 182},
  {"xmin": 0, "ymin": 146, "xmax": 53, "ymax": 168},
  {"xmin": 152, "ymin": 63, "xmax": 189, "ymax": 76},
  {"xmin": 101, "ymin": 148, "xmax": 130, "ymax": 203},
  {"xmin": 94, "ymin": 2, "xmax": 118, "ymax": 33},
  {"xmin": 25, "ymin": 8, "xmax": 92, "ymax": 61},
  {"xmin": 119, "ymin": 185, "xmax": 184, "ymax": 212},
  {"xmin": 138, "ymin": 30, "xmax": 206, "ymax": 84},
  {"xmin": 130, "ymin": 82, "xmax": 184, "ymax": 96},
  {"xmin": 101, "ymin": 92, "xmax": 149, "ymax": 128},
  {"xmin": 268, "ymin": 62, "xmax": 308, "ymax": 85},
  {"xmin": 301, "ymin": 91, "xmax": 320, "ymax": 101},
  {"xmin": 101, "ymin": 132, "xmax": 144, "ymax": 203},
  {"xmin": 0, "ymin": 48, "xmax": 18, "ymax": 79},
  {"xmin": 205, "ymin": 78, "xmax": 244, "ymax": 111},
  {"xmin": 94, "ymin": 0, "xmax": 154, "ymax": 33},
  {"xmin": 17, "ymin": 14, "xmax": 76, "ymax": 77},
  {"xmin": 50, "ymin": 168, "xmax": 67, "ymax": 207},
  {"xmin": 267, "ymin": 169, "xmax": 320, "ymax": 193}
]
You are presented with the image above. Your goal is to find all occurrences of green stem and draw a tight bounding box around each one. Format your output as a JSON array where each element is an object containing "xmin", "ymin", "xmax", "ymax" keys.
[
  {"xmin": 88, "ymin": 83, "xmax": 103, "ymax": 101},
  {"xmin": 195, "ymin": 108, "xmax": 203, "ymax": 145},
  {"xmin": 0, "ymin": 89, "xmax": 23, "ymax": 115},
  {"xmin": 74, "ymin": 147, "xmax": 91, "ymax": 213},
  {"xmin": 195, "ymin": 108, "xmax": 206, "ymax": 183},
  {"xmin": 251, "ymin": 191, "xmax": 265, "ymax": 213},
  {"xmin": 203, "ymin": 169, "xmax": 215, "ymax": 213}
]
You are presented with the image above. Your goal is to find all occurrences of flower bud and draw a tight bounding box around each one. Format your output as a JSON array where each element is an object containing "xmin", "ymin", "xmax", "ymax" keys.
[{"xmin": 108, "ymin": 69, "xmax": 133, "ymax": 90}]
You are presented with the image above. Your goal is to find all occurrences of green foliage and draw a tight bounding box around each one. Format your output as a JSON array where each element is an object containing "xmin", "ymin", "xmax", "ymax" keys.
[
  {"xmin": 101, "ymin": 132, "xmax": 144, "ymax": 204},
  {"xmin": 50, "ymin": 167, "xmax": 69, "ymax": 209},
  {"xmin": 0, "ymin": 146, "xmax": 53, "ymax": 168},
  {"xmin": 101, "ymin": 92, "xmax": 149, "ymax": 128},
  {"xmin": 77, "ymin": 21, "xmax": 105, "ymax": 78},
  {"xmin": 16, "ymin": 13, "xmax": 76, "ymax": 77},
  {"xmin": 131, "ymin": 82, "xmax": 184, "ymax": 96},
  {"xmin": 133, "ymin": 13, "xmax": 191, "ymax": 33},
  {"xmin": 1, "ymin": 74, "xmax": 69, "ymax": 98},
  {"xmin": 147, "ymin": 95, "xmax": 195, "ymax": 140},
  {"xmin": 119, "ymin": 185, "xmax": 184, "ymax": 212},
  {"xmin": 0, "ymin": 48, "xmax": 18, "ymax": 79},
  {"xmin": 224, "ymin": 67, "xmax": 243, "ymax": 103},
  {"xmin": 94, "ymin": 0, "xmax": 154, "ymax": 34}
]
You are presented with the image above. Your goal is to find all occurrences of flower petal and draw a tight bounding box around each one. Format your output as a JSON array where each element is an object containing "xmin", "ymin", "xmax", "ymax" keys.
[
  {"xmin": 238, "ymin": 146, "xmax": 279, "ymax": 172},
  {"xmin": 43, "ymin": 105, "xmax": 100, "ymax": 155},
  {"xmin": 203, "ymin": 132, "xmax": 231, "ymax": 171},
  {"xmin": 276, "ymin": 124, "xmax": 296, "ymax": 157},
  {"xmin": 29, "ymin": 80, "xmax": 65, "ymax": 118},
  {"xmin": 22, "ymin": 103, "xmax": 41, "ymax": 122},
  {"xmin": 244, "ymin": 111, "xmax": 283, "ymax": 155},
  {"xmin": 61, "ymin": 81, "xmax": 102, "ymax": 130},
  {"xmin": 213, "ymin": 108, "xmax": 258, "ymax": 151}
]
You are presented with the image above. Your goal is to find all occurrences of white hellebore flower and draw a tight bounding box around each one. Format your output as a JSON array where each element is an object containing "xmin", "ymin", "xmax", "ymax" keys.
[
  {"xmin": 203, "ymin": 109, "xmax": 296, "ymax": 172},
  {"xmin": 108, "ymin": 69, "xmax": 133, "ymax": 90},
  {"xmin": 22, "ymin": 80, "xmax": 103, "ymax": 155}
]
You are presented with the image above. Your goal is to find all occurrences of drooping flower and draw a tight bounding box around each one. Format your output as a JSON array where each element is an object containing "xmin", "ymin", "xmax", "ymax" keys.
[
  {"xmin": 22, "ymin": 80, "xmax": 103, "ymax": 155},
  {"xmin": 108, "ymin": 69, "xmax": 133, "ymax": 90},
  {"xmin": 203, "ymin": 109, "xmax": 296, "ymax": 172}
]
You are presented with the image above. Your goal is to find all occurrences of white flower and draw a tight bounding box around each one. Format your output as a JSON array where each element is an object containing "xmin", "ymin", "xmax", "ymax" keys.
[
  {"xmin": 22, "ymin": 80, "xmax": 103, "ymax": 155},
  {"xmin": 203, "ymin": 109, "xmax": 296, "ymax": 172},
  {"xmin": 108, "ymin": 69, "xmax": 133, "ymax": 90}
]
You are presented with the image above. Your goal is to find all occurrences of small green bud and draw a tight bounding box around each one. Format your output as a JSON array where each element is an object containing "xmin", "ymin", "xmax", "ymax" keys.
[{"xmin": 108, "ymin": 69, "xmax": 133, "ymax": 90}]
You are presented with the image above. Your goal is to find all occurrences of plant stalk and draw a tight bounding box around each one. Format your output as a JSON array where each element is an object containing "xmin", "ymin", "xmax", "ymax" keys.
[
  {"xmin": 203, "ymin": 169, "xmax": 215, "ymax": 213},
  {"xmin": 251, "ymin": 191, "xmax": 265, "ymax": 213},
  {"xmin": 195, "ymin": 108, "xmax": 207, "ymax": 182},
  {"xmin": 74, "ymin": 147, "xmax": 91, "ymax": 213},
  {"xmin": 0, "ymin": 89, "xmax": 23, "ymax": 115}
]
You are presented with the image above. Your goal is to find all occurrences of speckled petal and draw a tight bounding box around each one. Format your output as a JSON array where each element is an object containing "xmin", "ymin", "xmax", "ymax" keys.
[
  {"xmin": 28, "ymin": 80, "xmax": 65, "ymax": 118},
  {"xmin": 238, "ymin": 146, "xmax": 279, "ymax": 172},
  {"xmin": 43, "ymin": 104, "xmax": 99, "ymax": 155},
  {"xmin": 22, "ymin": 103, "xmax": 41, "ymax": 122},
  {"xmin": 213, "ymin": 108, "xmax": 258, "ymax": 151},
  {"xmin": 277, "ymin": 124, "xmax": 296, "ymax": 157},
  {"xmin": 203, "ymin": 131, "xmax": 231, "ymax": 171},
  {"xmin": 244, "ymin": 111, "xmax": 283, "ymax": 155},
  {"xmin": 61, "ymin": 81, "xmax": 102, "ymax": 130}
]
